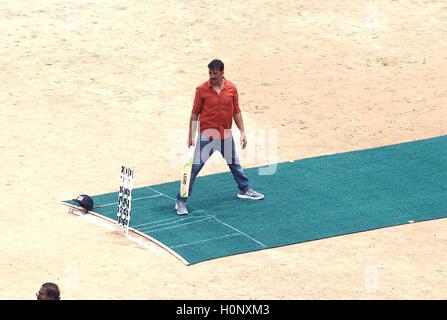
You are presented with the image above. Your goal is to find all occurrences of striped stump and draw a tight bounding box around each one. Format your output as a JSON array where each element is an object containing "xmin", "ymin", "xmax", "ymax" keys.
[{"xmin": 117, "ymin": 166, "xmax": 134, "ymax": 234}]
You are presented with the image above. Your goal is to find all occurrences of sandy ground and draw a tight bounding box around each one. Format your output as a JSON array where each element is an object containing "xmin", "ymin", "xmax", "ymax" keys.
[{"xmin": 1, "ymin": 0, "xmax": 447, "ymax": 299}]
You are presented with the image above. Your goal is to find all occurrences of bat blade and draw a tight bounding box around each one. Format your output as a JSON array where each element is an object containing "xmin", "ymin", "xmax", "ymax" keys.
[
  {"xmin": 180, "ymin": 146, "xmax": 195, "ymax": 198},
  {"xmin": 179, "ymin": 120, "xmax": 199, "ymax": 198}
]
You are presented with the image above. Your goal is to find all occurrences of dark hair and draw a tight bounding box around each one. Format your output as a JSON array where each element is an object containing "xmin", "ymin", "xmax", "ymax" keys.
[
  {"xmin": 208, "ymin": 59, "xmax": 224, "ymax": 71},
  {"xmin": 42, "ymin": 283, "xmax": 60, "ymax": 300}
]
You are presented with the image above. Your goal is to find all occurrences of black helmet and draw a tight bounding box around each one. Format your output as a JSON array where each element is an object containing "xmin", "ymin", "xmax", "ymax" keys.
[{"xmin": 73, "ymin": 194, "xmax": 94, "ymax": 211}]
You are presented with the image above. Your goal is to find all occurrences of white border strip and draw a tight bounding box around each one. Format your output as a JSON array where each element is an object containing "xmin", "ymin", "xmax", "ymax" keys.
[
  {"xmin": 61, "ymin": 202, "xmax": 190, "ymax": 265},
  {"xmin": 171, "ymin": 233, "xmax": 241, "ymax": 249}
]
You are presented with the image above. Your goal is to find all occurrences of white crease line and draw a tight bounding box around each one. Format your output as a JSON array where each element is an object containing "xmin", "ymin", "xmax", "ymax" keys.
[
  {"xmin": 94, "ymin": 194, "xmax": 161, "ymax": 208},
  {"xmin": 139, "ymin": 217, "xmax": 213, "ymax": 233},
  {"xmin": 171, "ymin": 233, "xmax": 241, "ymax": 248},
  {"xmin": 132, "ymin": 216, "xmax": 179, "ymax": 228},
  {"xmin": 92, "ymin": 203, "xmax": 117, "ymax": 208},
  {"xmin": 146, "ymin": 186, "xmax": 177, "ymax": 201},
  {"xmin": 133, "ymin": 194, "xmax": 161, "ymax": 201},
  {"xmin": 138, "ymin": 215, "xmax": 211, "ymax": 230},
  {"xmin": 132, "ymin": 211, "xmax": 207, "ymax": 229},
  {"xmin": 209, "ymin": 216, "xmax": 266, "ymax": 248},
  {"xmin": 147, "ymin": 187, "xmax": 266, "ymax": 248}
]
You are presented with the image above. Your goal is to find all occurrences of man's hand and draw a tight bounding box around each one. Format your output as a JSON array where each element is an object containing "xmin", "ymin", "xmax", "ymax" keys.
[{"xmin": 240, "ymin": 132, "xmax": 247, "ymax": 149}]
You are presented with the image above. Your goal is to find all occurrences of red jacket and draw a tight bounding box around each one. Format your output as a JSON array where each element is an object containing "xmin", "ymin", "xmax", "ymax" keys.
[{"xmin": 191, "ymin": 79, "xmax": 241, "ymax": 139}]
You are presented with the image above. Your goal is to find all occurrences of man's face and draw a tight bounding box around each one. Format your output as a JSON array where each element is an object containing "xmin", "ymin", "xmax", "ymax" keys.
[
  {"xmin": 36, "ymin": 286, "xmax": 58, "ymax": 300},
  {"xmin": 209, "ymin": 68, "xmax": 224, "ymax": 85},
  {"xmin": 36, "ymin": 287, "xmax": 50, "ymax": 300}
]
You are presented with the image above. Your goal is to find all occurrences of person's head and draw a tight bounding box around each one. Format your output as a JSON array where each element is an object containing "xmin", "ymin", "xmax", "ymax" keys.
[
  {"xmin": 208, "ymin": 59, "xmax": 224, "ymax": 86},
  {"xmin": 36, "ymin": 283, "xmax": 60, "ymax": 300}
]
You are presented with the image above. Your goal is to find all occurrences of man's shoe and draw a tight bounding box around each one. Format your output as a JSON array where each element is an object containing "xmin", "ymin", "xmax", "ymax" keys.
[
  {"xmin": 237, "ymin": 188, "xmax": 264, "ymax": 200},
  {"xmin": 175, "ymin": 200, "xmax": 189, "ymax": 215}
]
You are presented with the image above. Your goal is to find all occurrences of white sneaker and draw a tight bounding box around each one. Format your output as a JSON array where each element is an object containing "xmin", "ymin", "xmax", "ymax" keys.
[
  {"xmin": 237, "ymin": 188, "xmax": 264, "ymax": 200},
  {"xmin": 175, "ymin": 200, "xmax": 189, "ymax": 215}
]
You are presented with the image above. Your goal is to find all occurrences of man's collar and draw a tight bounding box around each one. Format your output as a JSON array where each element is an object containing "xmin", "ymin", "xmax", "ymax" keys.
[{"xmin": 207, "ymin": 77, "xmax": 226, "ymax": 88}]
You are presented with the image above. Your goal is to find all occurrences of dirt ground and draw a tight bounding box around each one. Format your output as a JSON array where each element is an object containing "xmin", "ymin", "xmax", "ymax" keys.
[{"xmin": 1, "ymin": 0, "xmax": 446, "ymax": 300}]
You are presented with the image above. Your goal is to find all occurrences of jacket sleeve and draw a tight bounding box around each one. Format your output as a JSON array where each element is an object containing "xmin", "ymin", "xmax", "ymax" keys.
[{"xmin": 191, "ymin": 87, "xmax": 203, "ymax": 114}]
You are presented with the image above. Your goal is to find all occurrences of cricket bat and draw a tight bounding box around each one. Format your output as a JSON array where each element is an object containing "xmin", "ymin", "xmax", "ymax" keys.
[{"xmin": 180, "ymin": 120, "xmax": 199, "ymax": 198}]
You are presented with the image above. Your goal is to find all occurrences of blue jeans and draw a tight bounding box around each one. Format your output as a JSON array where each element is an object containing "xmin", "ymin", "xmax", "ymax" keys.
[{"xmin": 177, "ymin": 135, "xmax": 251, "ymax": 201}]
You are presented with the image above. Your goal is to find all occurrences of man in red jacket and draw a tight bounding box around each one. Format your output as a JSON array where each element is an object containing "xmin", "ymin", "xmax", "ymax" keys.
[{"xmin": 176, "ymin": 59, "xmax": 264, "ymax": 215}]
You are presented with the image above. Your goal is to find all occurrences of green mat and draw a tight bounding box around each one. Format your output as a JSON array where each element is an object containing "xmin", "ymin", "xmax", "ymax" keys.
[{"xmin": 63, "ymin": 135, "xmax": 447, "ymax": 265}]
